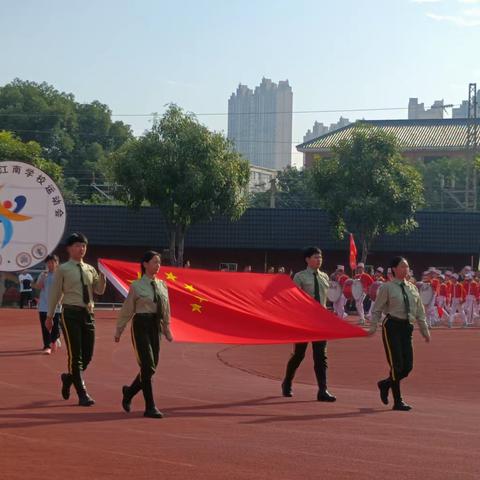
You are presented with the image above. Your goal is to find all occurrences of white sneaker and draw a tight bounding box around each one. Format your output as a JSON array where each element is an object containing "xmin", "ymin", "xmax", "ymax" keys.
[
  {"xmin": 50, "ymin": 338, "xmax": 61, "ymax": 353},
  {"xmin": 43, "ymin": 347, "xmax": 51, "ymax": 355}
]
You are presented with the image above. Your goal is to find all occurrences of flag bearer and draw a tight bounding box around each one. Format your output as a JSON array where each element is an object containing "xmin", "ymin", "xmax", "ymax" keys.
[
  {"xmin": 281, "ymin": 247, "xmax": 336, "ymax": 402},
  {"xmin": 369, "ymin": 256, "xmax": 430, "ymax": 411},
  {"xmin": 47, "ymin": 233, "xmax": 106, "ymax": 406},
  {"xmin": 115, "ymin": 251, "xmax": 173, "ymax": 419}
]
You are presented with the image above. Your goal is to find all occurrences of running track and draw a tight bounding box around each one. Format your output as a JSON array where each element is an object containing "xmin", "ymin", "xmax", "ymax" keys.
[{"xmin": 1, "ymin": 309, "xmax": 479, "ymax": 480}]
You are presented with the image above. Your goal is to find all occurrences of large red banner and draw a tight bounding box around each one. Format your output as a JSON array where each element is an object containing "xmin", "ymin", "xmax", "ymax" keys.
[{"xmin": 99, "ymin": 258, "xmax": 367, "ymax": 344}]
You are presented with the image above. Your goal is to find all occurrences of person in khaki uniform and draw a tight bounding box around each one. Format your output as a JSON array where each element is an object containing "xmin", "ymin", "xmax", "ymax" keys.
[
  {"xmin": 369, "ymin": 256, "xmax": 430, "ymax": 411},
  {"xmin": 115, "ymin": 251, "xmax": 173, "ymax": 419},
  {"xmin": 47, "ymin": 233, "xmax": 106, "ymax": 406},
  {"xmin": 281, "ymin": 247, "xmax": 336, "ymax": 402}
]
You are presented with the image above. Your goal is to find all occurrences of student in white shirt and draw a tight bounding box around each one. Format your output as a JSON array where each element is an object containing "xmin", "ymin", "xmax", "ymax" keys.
[{"xmin": 18, "ymin": 270, "xmax": 33, "ymax": 309}]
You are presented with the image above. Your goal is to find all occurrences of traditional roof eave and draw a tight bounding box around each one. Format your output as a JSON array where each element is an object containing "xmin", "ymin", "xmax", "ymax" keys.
[{"xmin": 297, "ymin": 118, "xmax": 480, "ymax": 153}]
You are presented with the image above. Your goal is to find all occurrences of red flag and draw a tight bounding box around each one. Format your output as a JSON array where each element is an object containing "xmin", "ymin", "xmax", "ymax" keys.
[
  {"xmin": 349, "ymin": 234, "xmax": 357, "ymax": 271},
  {"xmin": 99, "ymin": 258, "xmax": 366, "ymax": 344}
]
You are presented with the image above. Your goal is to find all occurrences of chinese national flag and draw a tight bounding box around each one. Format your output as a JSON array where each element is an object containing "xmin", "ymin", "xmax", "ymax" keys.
[
  {"xmin": 349, "ymin": 234, "xmax": 357, "ymax": 271},
  {"xmin": 99, "ymin": 258, "xmax": 366, "ymax": 344}
]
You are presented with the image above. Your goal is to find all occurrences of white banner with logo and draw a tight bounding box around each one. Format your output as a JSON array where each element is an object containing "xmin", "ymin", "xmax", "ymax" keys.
[{"xmin": 0, "ymin": 161, "xmax": 66, "ymax": 272}]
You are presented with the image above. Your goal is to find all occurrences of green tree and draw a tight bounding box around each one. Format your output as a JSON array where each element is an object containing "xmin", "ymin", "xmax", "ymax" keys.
[
  {"xmin": 108, "ymin": 104, "xmax": 250, "ymax": 266},
  {"xmin": 0, "ymin": 130, "xmax": 78, "ymax": 202},
  {"xmin": 310, "ymin": 127, "xmax": 424, "ymax": 263},
  {"xmin": 414, "ymin": 157, "xmax": 471, "ymax": 211},
  {"xmin": 0, "ymin": 79, "xmax": 132, "ymax": 201},
  {"xmin": 250, "ymin": 166, "xmax": 320, "ymax": 208}
]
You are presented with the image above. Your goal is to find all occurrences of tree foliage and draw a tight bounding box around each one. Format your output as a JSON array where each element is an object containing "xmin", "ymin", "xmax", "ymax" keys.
[
  {"xmin": 414, "ymin": 156, "xmax": 472, "ymax": 211},
  {"xmin": 0, "ymin": 79, "xmax": 132, "ymax": 200},
  {"xmin": 250, "ymin": 166, "xmax": 320, "ymax": 208},
  {"xmin": 0, "ymin": 130, "xmax": 78, "ymax": 203},
  {"xmin": 108, "ymin": 104, "xmax": 250, "ymax": 266},
  {"xmin": 310, "ymin": 126, "xmax": 424, "ymax": 262}
]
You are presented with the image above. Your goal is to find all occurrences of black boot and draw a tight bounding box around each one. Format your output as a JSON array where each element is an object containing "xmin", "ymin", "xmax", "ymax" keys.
[
  {"xmin": 122, "ymin": 375, "xmax": 142, "ymax": 413},
  {"xmin": 281, "ymin": 380, "xmax": 293, "ymax": 397},
  {"xmin": 391, "ymin": 380, "xmax": 411, "ymax": 411},
  {"xmin": 142, "ymin": 378, "xmax": 163, "ymax": 418},
  {"xmin": 60, "ymin": 373, "xmax": 73, "ymax": 400},
  {"xmin": 377, "ymin": 378, "xmax": 390, "ymax": 405},
  {"xmin": 314, "ymin": 353, "xmax": 335, "ymax": 402},
  {"xmin": 317, "ymin": 389, "xmax": 336, "ymax": 402},
  {"xmin": 282, "ymin": 359, "xmax": 298, "ymax": 397},
  {"xmin": 315, "ymin": 373, "xmax": 336, "ymax": 402},
  {"xmin": 72, "ymin": 373, "xmax": 95, "ymax": 407}
]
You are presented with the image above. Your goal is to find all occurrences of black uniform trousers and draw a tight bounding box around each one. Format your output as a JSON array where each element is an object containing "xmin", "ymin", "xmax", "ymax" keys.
[
  {"xmin": 61, "ymin": 306, "xmax": 95, "ymax": 385},
  {"xmin": 39, "ymin": 312, "xmax": 61, "ymax": 349},
  {"xmin": 285, "ymin": 341, "xmax": 328, "ymax": 390},
  {"xmin": 20, "ymin": 291, "xmax": 32, "ymax": 308},
  {"xmin": 381, "ymin": 316, "xmax": 413, "ymax": 402},
  {"xmin": 131, "ymin": 314, "xmax": 160, "ymax": 381},
  {"xmin": 128, "ymin": 313, "xmax": 160, "ymax": 410}
]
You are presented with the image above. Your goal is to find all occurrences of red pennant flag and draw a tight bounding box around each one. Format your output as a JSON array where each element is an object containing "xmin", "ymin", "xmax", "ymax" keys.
[
  {"xmin": 349, "ymin": 234, "xmax": 357, "ymax": 271},
  {"xmin": 99, "ymin": 258, "xmax": 367, "ymax": 344}
]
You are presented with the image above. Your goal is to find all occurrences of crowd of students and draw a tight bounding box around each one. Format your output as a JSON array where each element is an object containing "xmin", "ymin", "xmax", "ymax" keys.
[{"xmin": 329, "ymin": 263, "xmax": 480, "ymax": 328}]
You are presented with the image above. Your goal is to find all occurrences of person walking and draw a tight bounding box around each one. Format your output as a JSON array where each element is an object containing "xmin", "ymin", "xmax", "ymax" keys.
[
  {"xmin": 115, "ymin": 251, "xmax": 173, "ymax": 418},
  {"xmin": 281, "ymin": 247, "xmax": 336, "ymax": 402},
  {"xmin": 369, "ymin": 256, "xmax": 430, "ymax": 411},
  {"xmin": 47, "ymin": 233, "xmax": 106, "ymax": 406},
  {"xmin": 34, "ymin": 254, "xmax": 62, "ymax": 354}
]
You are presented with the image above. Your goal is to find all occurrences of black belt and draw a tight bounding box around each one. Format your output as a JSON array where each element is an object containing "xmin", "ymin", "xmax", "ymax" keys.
[
  {"xmin": 63, "ymin": 304, "xmax": 88, "ymax": 312},
  {"xmin": 386, "ymin": 314, "xmax": 409, "ymax": 322},
  {"xmin": 134, "ymin": 313, "xmax": 156, "ymax": 319}
]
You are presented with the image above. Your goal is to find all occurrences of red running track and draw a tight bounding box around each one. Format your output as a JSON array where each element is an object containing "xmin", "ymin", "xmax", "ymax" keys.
[{"xmin": 0, "ymin": 309, "xmax": 479, "ymax": 480}]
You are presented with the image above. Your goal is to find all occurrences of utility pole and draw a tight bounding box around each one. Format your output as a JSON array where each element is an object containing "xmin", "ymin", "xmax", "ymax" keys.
[{"xmin": 269, "ymin": 177, "xmax": 277, "ymax": 208}]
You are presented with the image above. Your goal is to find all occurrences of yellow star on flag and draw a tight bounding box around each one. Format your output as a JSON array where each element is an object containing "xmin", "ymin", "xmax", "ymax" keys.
[
  {"xmin": 184, "ymin": 283, "xmax": 195, "ymax": 293},
  {"xmin": 165, "ymin": 272, "xmax": 177, "ymax": 282},
  {"xmin": 191, "ymin": 303, "xmax": 202, "ymax": 313},
  {"xmin": 128, "ymin": 272, "xmax": 142, "ymax": 284}
]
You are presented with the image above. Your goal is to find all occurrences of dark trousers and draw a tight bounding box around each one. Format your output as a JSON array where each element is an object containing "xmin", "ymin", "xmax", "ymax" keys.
[
  {"xmin": 61, "ymin": 306, "xmax": 95, "ymax": 393},
  {"xmin": 284, "ymin": 341, "xmax": 328, "ymax": 391},
  {"xmin": 20, "ymin": 291, "xmax": 32, "ymax": 308},
  {"xmin": 39, "ymin": 312, "xmax": 61, "ymax": 349},
  {"xmin": 381, "ymin": 316, "xmax": 413, "ymax": 402},
  {"xmin": 128, "ymin": 314, "xmax": 160, "ymax": 410}
]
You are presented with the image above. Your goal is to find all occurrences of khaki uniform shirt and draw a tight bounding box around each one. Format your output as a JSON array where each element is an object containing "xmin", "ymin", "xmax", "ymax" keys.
[
  {"xmin": 48, "ymin": 260, "xmax": 106, "ymax": 316},
  {"xmin": 370, "ymin": 278, "xmax": 430, "ymax": 339},
  {"xmin": 293, "ymin": 267, "xmax": 329, "ymax": 307},
  {"xmin": 115, "ymin": 275, "xmax": 171, "ymax": 339}
]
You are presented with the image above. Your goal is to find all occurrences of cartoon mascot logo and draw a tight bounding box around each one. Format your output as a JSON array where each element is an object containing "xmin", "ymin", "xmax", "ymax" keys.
[{"xmin": 0, "ymin": 185, "xmax": 32, "ymax": 249}]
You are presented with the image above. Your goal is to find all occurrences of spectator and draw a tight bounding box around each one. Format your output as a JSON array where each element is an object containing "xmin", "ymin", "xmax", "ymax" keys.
[
  {"xmin": 34, "ymin": 255, "xmax": 62, "ymax": 354},
  {"xmin": 18, "ymin": 270, "xmax": 33, "ymax": 308}
]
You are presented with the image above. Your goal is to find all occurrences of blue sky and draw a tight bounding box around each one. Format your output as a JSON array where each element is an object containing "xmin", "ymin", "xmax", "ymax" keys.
[{"xmin": 1, "ymin": 0, "xmax": 479, "ymax": 166}]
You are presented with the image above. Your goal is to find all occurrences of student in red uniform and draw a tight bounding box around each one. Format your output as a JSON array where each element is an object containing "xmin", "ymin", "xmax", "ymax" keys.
[
  {"xmin": 354, "ymin": 262, "xmax": 374, "ymax": 325},
  {"xmin": 374, "ymin": 267, "xmax": 386, "ymax": 282},
  {"xmin": 449, "ymin": 274, "xmax": 466, "ymax": 328},
  {"xmin": 386, "ymin": 268, "xmax": 394, "ymax": 282},
  {"xmin": 367, "ymin": 267, "xmax": 385, "ymax": 318},
  {"xmin": 333, "ymin": 265, "xmax": 350, "ymax": 319},
  {"xmin": 444, "ymin": 271, "xmax": 453, "ymax": 310},
  {"xmin": 436, "ymin": 274, "xmax": 450, "ymax": 321},
  {"xmin": 474, "ymin": 272, "xmax": 480, "ymax": 319},
  {"xmin": 426, "ymin": 269, "xmax": 441, "ymax": 327},
  {"xmin": 462, "ymin": 273, "xmax": 478, "ymax": 326}
]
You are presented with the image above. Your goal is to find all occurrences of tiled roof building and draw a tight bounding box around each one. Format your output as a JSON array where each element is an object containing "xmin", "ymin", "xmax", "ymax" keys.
[{"xmin": 297, "ymin": 118, "xmax": 480, "ymax": 168}]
